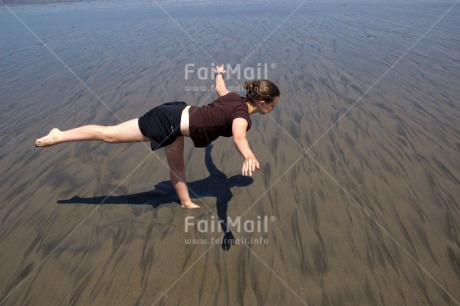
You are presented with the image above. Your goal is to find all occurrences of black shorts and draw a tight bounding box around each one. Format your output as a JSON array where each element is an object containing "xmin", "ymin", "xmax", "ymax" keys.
[{"xmin": 138, "ymin": 101, "xmax": 187, "ymax": 151}]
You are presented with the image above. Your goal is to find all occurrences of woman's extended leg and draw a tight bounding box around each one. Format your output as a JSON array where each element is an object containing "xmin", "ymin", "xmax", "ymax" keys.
[
  {"xmin": 35, "ymin": 119, "xmax": 149, "ymax": 147},
  {"xmin": 164, "ymin": 137, "xmax": 199, "ymax": 209}
]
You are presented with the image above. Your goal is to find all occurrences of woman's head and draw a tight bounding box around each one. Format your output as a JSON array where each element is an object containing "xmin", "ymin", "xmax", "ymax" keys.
[{"xmin": 244, "ymin": 80, "xmax": 280, "ymax": 114}]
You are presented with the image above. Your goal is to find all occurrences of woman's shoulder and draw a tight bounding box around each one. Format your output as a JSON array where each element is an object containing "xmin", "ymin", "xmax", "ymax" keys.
[{"xmin": 220, "ymin": 92, "xmax": 245, "ymax": 102}]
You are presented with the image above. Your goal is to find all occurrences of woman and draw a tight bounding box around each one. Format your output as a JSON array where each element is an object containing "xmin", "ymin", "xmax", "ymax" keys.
[{"xmin": 35, "ymin": 65, "xmax": 280, "ymax": 209}]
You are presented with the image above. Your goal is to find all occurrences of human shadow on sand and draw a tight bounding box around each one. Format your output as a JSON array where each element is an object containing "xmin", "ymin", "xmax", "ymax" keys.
[{"xmin": 58, "ymin": 145, "xmax": 252, "ymax": 251}]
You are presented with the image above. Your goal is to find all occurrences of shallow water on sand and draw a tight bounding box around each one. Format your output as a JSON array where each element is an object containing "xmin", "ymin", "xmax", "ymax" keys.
[{"xmin": 1, "ymin": 1, "xmax": 459, "ymax": 305}]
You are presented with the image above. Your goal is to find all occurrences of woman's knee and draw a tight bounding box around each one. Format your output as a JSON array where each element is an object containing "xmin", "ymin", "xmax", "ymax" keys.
[
  {"xmin": 172, "ymin": 162, "xmax": 185, "ymax": 173},
  {"xmin": 167, "ymin": 155, "xmax": 185, "ymax": 173},
  {"xmin": 103, "ymin": 120, "xmax": 148, "ymax": 143}
]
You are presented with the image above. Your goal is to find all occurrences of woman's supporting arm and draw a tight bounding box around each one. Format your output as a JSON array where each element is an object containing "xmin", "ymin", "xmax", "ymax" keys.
[{"xmin": 232, "ymin": 118, "xmax": 260, "ymax": 176}]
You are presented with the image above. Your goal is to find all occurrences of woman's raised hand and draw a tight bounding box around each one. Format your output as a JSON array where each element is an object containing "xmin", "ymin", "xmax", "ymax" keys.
[{"xmin": 214, "ymin": 64, "xmax": 226, "ymax": 75}]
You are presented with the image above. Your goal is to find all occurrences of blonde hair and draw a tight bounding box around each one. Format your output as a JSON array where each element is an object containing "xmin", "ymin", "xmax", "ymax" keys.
[{"xmin": 244, "ymin": 80, "xmax": 280, "ymax": 104}]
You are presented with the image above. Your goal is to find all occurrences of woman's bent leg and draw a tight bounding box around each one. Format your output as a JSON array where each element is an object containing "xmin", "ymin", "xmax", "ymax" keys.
[{"xmin": 35, "ymin": 119, "xmax": 149, "ymax": 147}]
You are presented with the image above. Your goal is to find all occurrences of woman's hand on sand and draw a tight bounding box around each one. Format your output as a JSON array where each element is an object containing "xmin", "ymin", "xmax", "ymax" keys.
[
  {"xmin": 213, "ymin": 64, "xmax": 226, "ymax": 75},
  {"xmin": 242, "ymin": 155, "xmax": 260, "ymax": 176}
]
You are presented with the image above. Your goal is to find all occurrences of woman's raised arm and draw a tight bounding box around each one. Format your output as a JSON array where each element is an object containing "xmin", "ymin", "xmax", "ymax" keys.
[{"xmin": 214, "ymin": 64, "xmax": 230, "ymax": 97}]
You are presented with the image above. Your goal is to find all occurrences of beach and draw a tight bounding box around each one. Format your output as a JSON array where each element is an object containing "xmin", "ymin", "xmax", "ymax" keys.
[{"xmin": 1, "ymin": 0, "xmax": 459, "ymax": 305}]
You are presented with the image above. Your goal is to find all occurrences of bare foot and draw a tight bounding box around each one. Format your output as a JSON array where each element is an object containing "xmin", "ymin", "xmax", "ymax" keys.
[
  {"xmin": 35, "ymin": 128, "xmax": 61, "ymax": 147},
  {"xmin": 181, "ymin": 202, "xmax": 200, "ymax": 209}
]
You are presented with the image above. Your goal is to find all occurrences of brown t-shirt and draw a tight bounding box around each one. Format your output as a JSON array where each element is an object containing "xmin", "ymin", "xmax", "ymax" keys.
[{"xmin": 188, "ymin": 92, "xmax": 252, "ymax": 147}]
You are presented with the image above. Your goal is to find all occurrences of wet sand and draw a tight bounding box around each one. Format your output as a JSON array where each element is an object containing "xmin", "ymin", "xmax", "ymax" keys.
[{"xmin": 1, "ymin": 1, "xmax": 459, "ymax": 305}]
